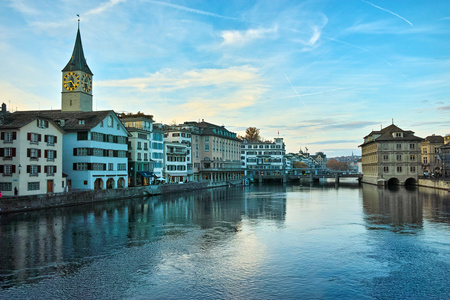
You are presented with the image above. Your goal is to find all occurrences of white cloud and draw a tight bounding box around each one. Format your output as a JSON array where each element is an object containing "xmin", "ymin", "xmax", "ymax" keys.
[{"xmin": 220, "ymin": 27, "xmax": 278, "ymax": 46}]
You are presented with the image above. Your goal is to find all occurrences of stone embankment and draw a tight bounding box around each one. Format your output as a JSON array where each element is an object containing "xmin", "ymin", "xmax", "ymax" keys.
[
  {"xmin": 418, "ymin": 178, "xmax": 450, "ymax": 191},
  {"xmin": 0, "ymin": 181, "xmax": 240, "ymax": 214}
]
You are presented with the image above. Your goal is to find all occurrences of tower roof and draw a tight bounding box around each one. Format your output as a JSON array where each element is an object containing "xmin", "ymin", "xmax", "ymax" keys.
[{"xmin": 62, "ymin": 27, "xmax": 93, "ymax": 75}]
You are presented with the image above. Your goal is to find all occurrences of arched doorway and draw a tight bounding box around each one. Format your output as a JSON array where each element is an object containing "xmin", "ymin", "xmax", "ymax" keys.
[
  {"xmin": 117, "ymin": 177, "xmax": 125, "ymax": 188},
  {"xmin": 94, "ymin": 178, "xmax": 103, "ymax": 190},
  {"xmin": 404, "ymin": 178, "xmax": 417, "ymax": 186},
  {"xmin": 106, "ymin": 178, "xmax": 115, "ymax": 189},
  {"xmin": 387, "ymin": 177, "xmax": 400, "ymax": 186}
]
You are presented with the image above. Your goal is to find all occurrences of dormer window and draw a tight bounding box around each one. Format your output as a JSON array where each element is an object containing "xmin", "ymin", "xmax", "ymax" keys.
[
  {"xmin": 108, "ymin": 116, "xmax": 113, "ymax": 128},
  {"xmin": 78, "ymin": 119, "xmax": 85, "ymax": 125},
  {"xmin": 37, "ymin": 119, "xmax": 49, "ymax": 128},
  {"xmin": 393, "ymin": 132, "xmax": 403, "ymax": 138}
]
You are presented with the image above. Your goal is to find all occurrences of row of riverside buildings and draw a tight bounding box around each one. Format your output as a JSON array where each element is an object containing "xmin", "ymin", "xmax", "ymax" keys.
[
  {"xmin": 0, "ymin": 25, "xmax": 308, "ymax": 197},
  {"xmin": 359, "ymin": 124, "xmax": 450, "ymax": 186}
]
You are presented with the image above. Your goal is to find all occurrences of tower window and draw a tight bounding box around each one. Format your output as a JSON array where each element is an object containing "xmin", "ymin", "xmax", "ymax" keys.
[
  {"xmin": 108, "ymin": 116, "xmax": 113, "ymax": 128},
  {"xmin": 70, "ymin": 100, "xmax": 72, "ymax": 106}
]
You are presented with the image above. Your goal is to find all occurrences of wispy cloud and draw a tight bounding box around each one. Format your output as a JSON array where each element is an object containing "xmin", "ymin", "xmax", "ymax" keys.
[
  {"xmin": 146, "ymin": 0, "xmax": 238, "ymax": 20},
  {"xmin": 437, "ymin": 106, "xmax": 450, "ymax": 111},
  {"xmin": 308, "ymin": 139, "xmax": 360, "ymax": 145},
  {"xmin": 220, "ymin": 27, "xmax": 278, "ymax": 46},
  {"xmin": 86, "ymin": 0, "xmax": 126, "ymax": 16},
  {"xmin": 97, "ymin": 66, "xmax": 262, "ymax": 91},
  {"xmin": 362, "ymin": 0, "xmax": 413, "ymax": 27},
  {"xmin": 7, "ymin": 0, "xmax": 39, "ymax": 16}
]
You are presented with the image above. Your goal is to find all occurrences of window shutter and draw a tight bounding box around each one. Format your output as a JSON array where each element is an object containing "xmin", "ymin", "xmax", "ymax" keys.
[
  {"xmin": 54, "ymin": 166, "xmax": 57, "ymax": 173},
  {"xmin": 45, "ymin": 135, "xmax": 48, "ymax": 142},
  {"xmin": 0, "ymin": 165, "xmax": 3, "ymax": 173},
  {"xmin": 12, "ymin": 132, "xmax": 16, "ymax": 140},
  {"xmin": 37, "ymin": 166, "xmax": 41, "ymax": 173},
  {"xmin": 27, "ymin": 165, "xmax": 31, "ymax": 173},
  {"xmin": 54, "ymin": 151, "xmax": 57, "ymax": 158},
  {"xmin": 27, "ymin": 133, "xmax": 31, "ymax": 140},
  {"xmin": 45, "ymin": 150, "xmax": 48, "ymax": 158},
  {"xmin": 44, "ymin": 166, "xmax": 48, "ymax": 173},
  {"xmin": 12, "ymin": 148, "xmax": 16, "ymax": 157},
  {"xmin": 0, "ymin": 148, "xmax": 3, "ymax": 157},
  {"xmin": 73, "ymin": 148, "xmax": 77, "ymax": 156},
  {"xmin": 0, "ymin": 132, "xmax": 4, "ymax": 140},
  {"xmin": 27, "ymin": 149, "xmax": 31, "ymax": 157},
  {"xmin": 38, "ymin": 149, "xmax": 41, "ymax": 157},
  {"xmin": 73, "ymin": 163, "xmax": 77, "ymax": 170},
  {"xmin": 12, "ymin": 165, "xmax": 16, "ymax": 173},
  {"xmin": 54, "ymin": 136, "xmax": 57, "ymax": 143},
  {"xmin": 38, "ymin": 134, "xmax": 42, "ymax": 142}
]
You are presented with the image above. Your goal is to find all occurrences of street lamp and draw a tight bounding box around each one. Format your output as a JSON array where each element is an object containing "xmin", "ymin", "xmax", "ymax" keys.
[{"xmin": 18, "ymin": 164, "xmax": 22, "ymax": 174}]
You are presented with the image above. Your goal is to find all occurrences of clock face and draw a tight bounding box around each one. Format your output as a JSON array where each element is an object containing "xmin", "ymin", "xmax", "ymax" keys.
[
  {"xmin": 81, "ymin": 74, "xmax": 92, "ymax": 93},
  {"xmin": 63, "ymin": 72, "xmax": 80, "ymax": 91}
]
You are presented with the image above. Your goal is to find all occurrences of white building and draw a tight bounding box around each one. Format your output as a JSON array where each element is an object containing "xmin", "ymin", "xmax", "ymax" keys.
[
  {"xmin": 151, "ymin": 123, "xmax": 164, "ymax": 181},
  {"xmin": 163, "ymin": 125, "xmax": 192, "ymax": 182},
  {"xmin": 241, "ymin": 137, "xmax": 286, "ymax": 179},
  {"xmin": 0, "ymin": 113, "xmax": 65, "ymax": 196}
]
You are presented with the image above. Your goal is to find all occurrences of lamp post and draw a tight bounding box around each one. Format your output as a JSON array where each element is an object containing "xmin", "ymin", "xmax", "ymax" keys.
[{"xmin": 18, "ymin": 164, "xmax": 22, "ymax": 174}]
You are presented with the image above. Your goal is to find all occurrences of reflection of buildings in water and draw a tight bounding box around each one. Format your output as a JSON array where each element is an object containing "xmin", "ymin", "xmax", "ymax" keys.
[
  {"xmin": 362, "ymin": 184, "xmax": 423, "ymax": 229},
  {"xmin": 243, "ymin": 185, "xmax": 287, "ymax": 224},
  {"xmin": 419, "ymin": 187, "xmax": 450, "ymax": 225}
]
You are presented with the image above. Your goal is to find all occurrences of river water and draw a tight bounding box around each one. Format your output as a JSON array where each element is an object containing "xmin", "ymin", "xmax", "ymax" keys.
[{"xmin": 0, "ymin": 181, "xmax": 449, "ymax": 299}]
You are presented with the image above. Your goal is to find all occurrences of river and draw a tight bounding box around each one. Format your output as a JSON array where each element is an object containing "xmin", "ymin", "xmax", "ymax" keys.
[{"xmin": 0, "ymin": 181, "xmax": 449, "ymax": 299}]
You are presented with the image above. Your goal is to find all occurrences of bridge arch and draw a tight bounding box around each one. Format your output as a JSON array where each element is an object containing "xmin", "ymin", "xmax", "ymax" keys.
[
  {"xmin": 404, "ymin": 178, "xmax": 417, "ymax": 186},
  {"xmin": 387, "ymin": 177, "xmax": 400, "ymax": 186}
]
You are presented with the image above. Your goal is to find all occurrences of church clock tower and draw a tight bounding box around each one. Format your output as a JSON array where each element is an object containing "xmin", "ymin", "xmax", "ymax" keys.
[{"xmin": 61, "ymin": 23, "xmax": 93, "ymax": 112}]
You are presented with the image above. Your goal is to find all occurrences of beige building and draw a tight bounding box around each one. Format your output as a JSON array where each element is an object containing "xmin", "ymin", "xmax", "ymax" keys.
[
  {"xmin": 0, "ymin": 114, "xmax": 65, "ymax": 196},
  {"xmin": 421, "ymin": 135, "xmax": 444, "ymax": 176},
  {"xmin": 359, "ymin": 124, "xmax": 423, "ymax": 186},
  {"xmin": 184, "ymin": 120, "xmax": 242, "ymax": 183}
]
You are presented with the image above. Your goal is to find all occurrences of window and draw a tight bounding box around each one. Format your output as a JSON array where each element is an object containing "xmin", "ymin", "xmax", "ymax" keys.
[
  {"xmin": 3, "ymin": 132, "xmax": 16, "ymax": 143},
  {"xmin": 396, "ymin": 155, "xmax": 402, "ymax": 161},
  {"xmin": 118, "ymin": 163, "xmax": 126, "ymax": 171},
  {"xmin": 100, "ymin": 121, "xmax": 104, "ymax": 127},
  {"xmin": 410, "ymin": 155, "xmax": 416, "ymax": 161},
  {"xmin": 423, "ymin": 157, "xmax": 428, "ymax": 164},
  {"xmin": 77, "ymin": 131, "xmax": 89, "ymax": 140},
  {"xmin": 46, "ymin": 150, "xmax": 56, "ymax": 161},
  {"xmin": 137, "ymin": 153, "xmax": 142, "ymax": 161},
  {"xmin": 45, "ymin": 166, "xmax": 56, "ymax": 176},
  {"xmin": 78, "ymin": 119, "xmax": 85, "ymax": 125},
  {"xmin": 0, "ymin": 182, "xmax": 12, "ymax": 191},
  {"xmin": 137, "ymin": 142, "xmax": 142, "ymax": 150},
  {"xmin": 37, "ymin": 119, "xmax": 48, "ymax": 128},
  {"xmin": 205, "ymin": 144, "xmax": 210, "ymax": 152},
  {"xmin": 144, "ymin": 153, "xmax": 148, "ymax": 161},
  {"xmin": 28, "ymin": 148, "xmax": 41, "ymax": 160},
  {"xmin": 28, "ymin": 133, "xmax": 41, "ymax": 144},
  {"xmin": 422, "ymin": 148, "xmax": 427, "ymax": 154},
  {"xmin": 3, "ymin": 165, "xmax": 13, "ymax": 176},
  {"xmin": 28, "ymin": 165, "xmax": 39, "ymax": 176},
  {"xmin": 45, "ymin": 135, "xmax": 56, "ymax": 145},
  {"xmin": 28, "ymin": 182, "xmax": 40, "ymax": 191},
  {"xmin": 396, "ymin": 144, "xmax": 402, "ymax": 149},
  {"xmin": 108, "ymin": 163, "xmax": 114, "ymax": 171},
  {"xmin": 172, "ymin": 133, "xmax": 180, "ymax": 137},
  {"xmin": 384, "ymin": 166, "xmax": 389, "ymax": 172},
  {"xmin": 397, "ymin": 166, "xmax": 402, "ymax": 173},
  {"xmin": 410, "ymin": 144, "xmax": 415, "ymax": 149},
  {"xmin": 74, "ymin": 163, "xmax": 88, "ymax": 171},
  {"xmin": 205, "ymin": 137, "xmax": 209, "ymax": 143},
  {"xmin": 410, "ymin": 166, "xmax": 416, "ymax": 172},
  {"xmin": 108, "ymin": 116, "xmax": 113, "ymax": 128},
  {"xmin": 383, "ymin": 154, "xmax": 389, "ymax": 160}
]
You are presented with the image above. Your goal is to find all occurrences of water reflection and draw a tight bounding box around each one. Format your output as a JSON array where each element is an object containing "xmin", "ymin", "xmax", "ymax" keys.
[
  {"xmin": 0, "ymin": 186, "xmax": 287, "ymax": 289},
  {"xmin": 362, "ymin": 184, "xmax": 423, "ymax": 232}
]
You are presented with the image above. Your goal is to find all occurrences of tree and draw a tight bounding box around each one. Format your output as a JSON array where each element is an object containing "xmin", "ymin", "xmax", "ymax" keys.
[
  {"xmin": 326, "ymin": 158, "xmax": 348, "ymax": 171},
  {"xmin": 245, "ymin": 127, "xmax": 262, "ymax": 142}
]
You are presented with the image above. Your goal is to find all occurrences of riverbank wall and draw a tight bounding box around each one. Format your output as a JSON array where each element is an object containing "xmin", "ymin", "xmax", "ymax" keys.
[
  {"xmin": 418, "ymin": 179, "xmax": 450, "ymax": 191},
  {"xmin": 0, "ymin": 181, "xmax": 241, "ymax": 214}
]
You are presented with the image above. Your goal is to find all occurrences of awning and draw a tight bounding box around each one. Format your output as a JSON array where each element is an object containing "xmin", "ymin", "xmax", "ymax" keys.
[{"xmin": 137, "ymin": 171, "xmax": 153, "ymax": 178}]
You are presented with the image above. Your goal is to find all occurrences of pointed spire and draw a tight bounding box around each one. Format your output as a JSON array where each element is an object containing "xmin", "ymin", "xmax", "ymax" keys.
[{"xmin": 62, "ymin": 23, "xmax": 93, "ymax": 75}]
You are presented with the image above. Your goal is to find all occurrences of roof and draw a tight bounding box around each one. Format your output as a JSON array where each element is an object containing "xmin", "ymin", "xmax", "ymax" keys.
[
  {"xmin": 183, "ymin": 120, "xmax": 239, "ymax": 140},
  {"xmin": 0, "ymin": 112, "xmax": 65, "ymax": 134},
  {"xmin": 10, "ymin": 110, "xmax": 114, "ymax": 132},
  {"xmin": 360, "ymin": 124, "xmax": 423, "ymax": 146},
  {"xmin": 62, "ymin": 27, "xmax": 93, "ymax": 75},
  {"xmin": 424, "ymin": 135, "xmax": 444, "ymax": 144}
]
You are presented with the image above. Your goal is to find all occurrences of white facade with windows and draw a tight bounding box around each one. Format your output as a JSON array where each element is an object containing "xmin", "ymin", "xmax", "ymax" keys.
[
  {"xmin": 0, "ymin": 115, "xmax": 65, "ymax": 196},
  {"xmin": 163, "ymin": 126, "xmax": 192, "ymax": 182},
  {"xmin": 241, "ymin": 138, "xmax": 287, "ymax": 178}
]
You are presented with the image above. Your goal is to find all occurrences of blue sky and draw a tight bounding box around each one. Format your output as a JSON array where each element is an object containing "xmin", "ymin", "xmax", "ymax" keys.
[{"xmin": 1, "ymin": 0, "xmax": 449, "ymax": 156}]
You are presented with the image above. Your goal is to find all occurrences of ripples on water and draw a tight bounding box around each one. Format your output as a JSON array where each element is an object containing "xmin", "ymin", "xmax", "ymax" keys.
[{"xmin": 0, "ymin": 182, "xmax": 449, "ymax": 299}]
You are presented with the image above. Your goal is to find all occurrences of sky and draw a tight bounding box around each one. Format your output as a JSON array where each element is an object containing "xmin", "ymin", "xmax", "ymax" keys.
[{"xmin": 0, "ymin": 0, "xmax": 449, "ymax": 156}]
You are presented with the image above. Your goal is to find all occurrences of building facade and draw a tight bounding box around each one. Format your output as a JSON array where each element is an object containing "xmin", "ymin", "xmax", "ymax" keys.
[
  {"xmin": 119, "ymin": 113, "xmax": 154, "ymax": 186},
  {"xmin": 359, "ymin": 124, "xmax": 423, "ymax": 186},
  {"xmin": 163, "ymin": 125, "xmax": 193, "ymax": 183},
  {"xmin": 241, "ymin": 137, "xmax": 286, "ymax": 180},
  {"xmin": 0, "ymin": 114, "xmax": 65, "ymax": 196},
  {"xmin": 420, "ymin": 135, "xmax": 444, "ymax": 176},
  {"xmin": 184, "ymin": 120, "xmax": 241, "ymax": 183}
]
